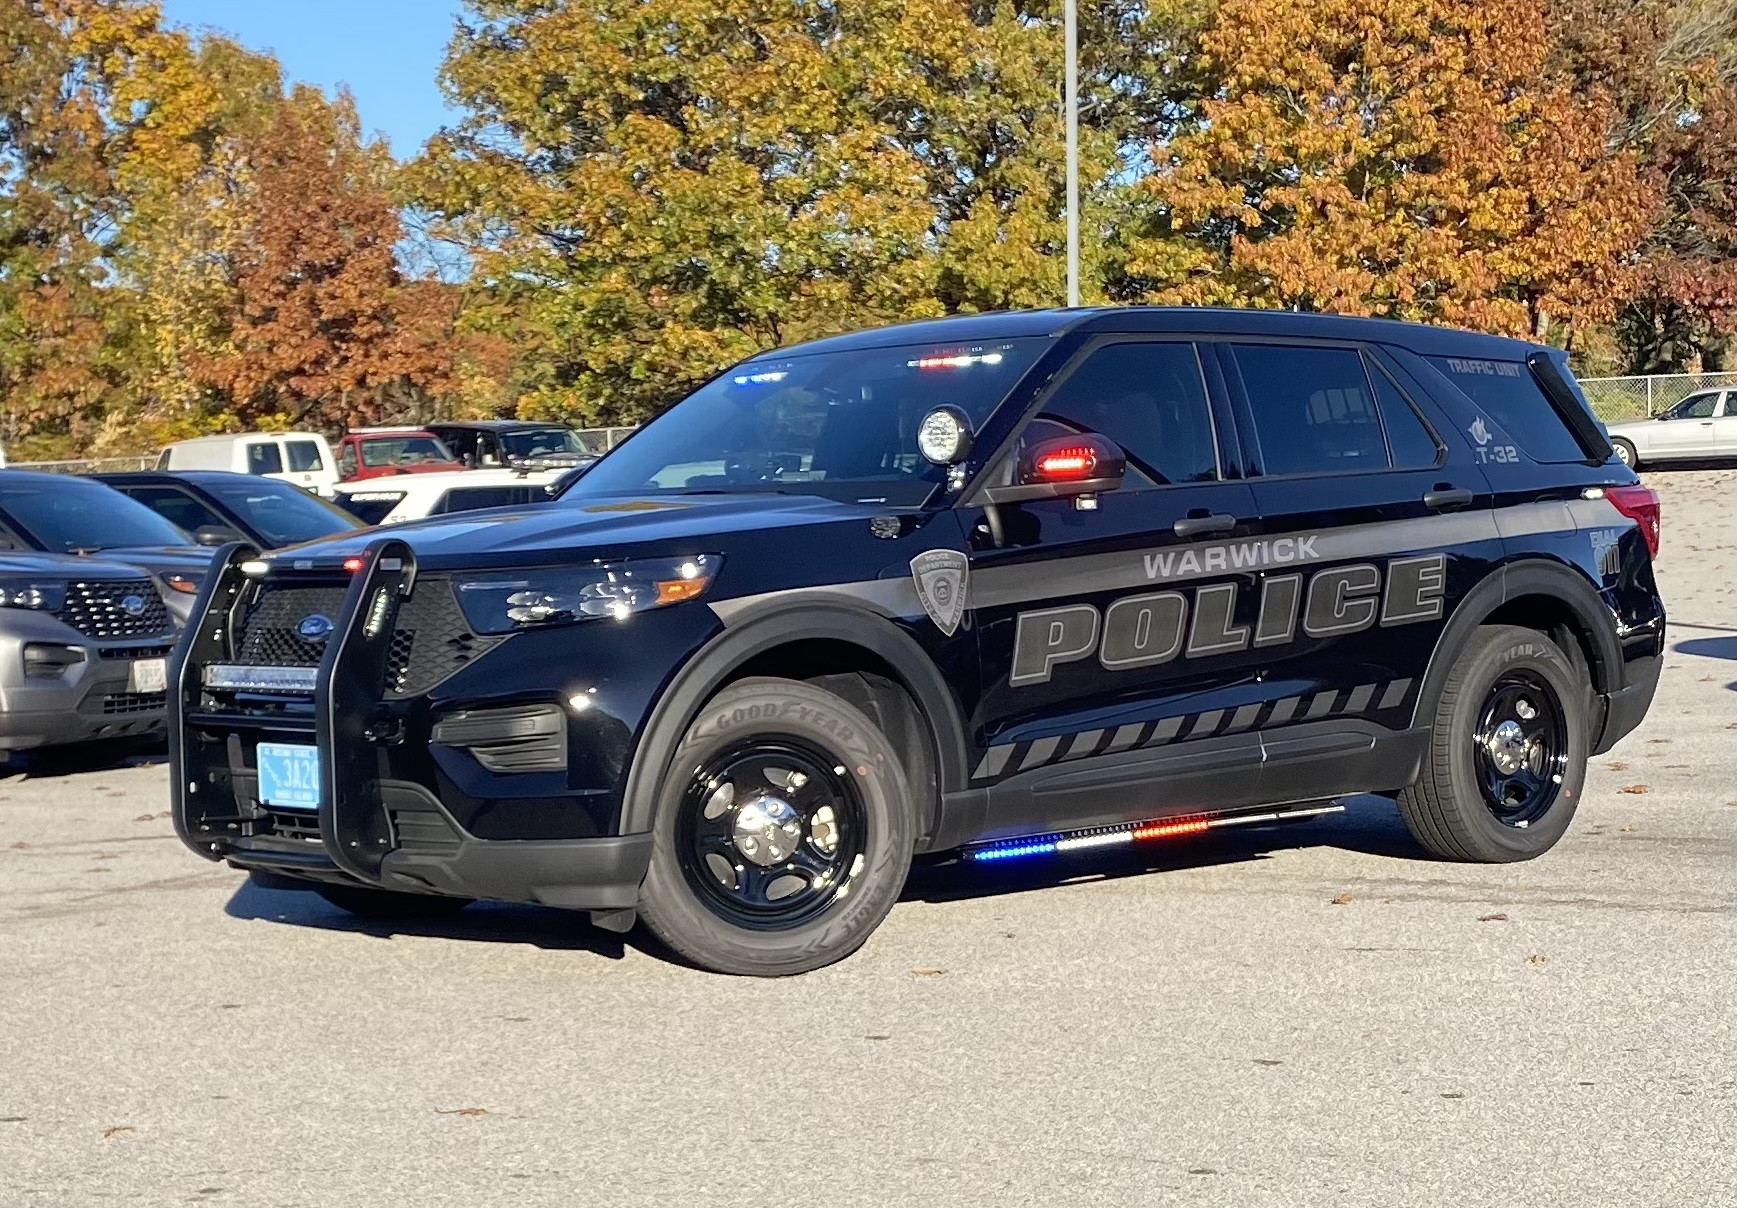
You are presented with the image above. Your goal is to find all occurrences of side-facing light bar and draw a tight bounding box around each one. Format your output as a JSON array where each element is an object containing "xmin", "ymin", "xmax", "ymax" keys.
[{"xmin": 965, "ymin": 804, "xmax": 1344, "ymax": 864}]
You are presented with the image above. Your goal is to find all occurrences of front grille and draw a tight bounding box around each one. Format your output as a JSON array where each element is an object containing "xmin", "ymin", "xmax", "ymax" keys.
[
  {"xmin": 97, "ymin": 643, "xmax": 175, "ymax": 661},
  {"xmin": 235, "ymin": 584, "xmax": 350, "ymax": 666},
  {"xmin": 263, "ymin": 810, "xmax": 322, "ymax": 844},
  {"xmin": 56, "ymin": 580, "xmax": 172, "ymax": 640},
  {"xmin": 94, "ymin": 691, "xmax": 166, "ymax": 715},
  {"xmin": 381, "ymin": 581, "xmax": 501, "ymax": 699},
  {"xmin": 229, "ymin": 577, "xmax": 500, "ymax": 698}
]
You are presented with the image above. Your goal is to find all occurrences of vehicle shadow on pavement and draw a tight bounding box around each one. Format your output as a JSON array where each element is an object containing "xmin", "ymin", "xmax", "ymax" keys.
[
  {"xmin": 224, "ymin": 880, "xmax": 633, "ymax": 959},
  {"xmin": 1, "ymin": 739, "xmax": 166, "ymax": 780},
  {"xmin": 903, "ymin": 795, "xmax": 1431, "ymax": 905},
  {"xmin": 1674, "ymin": 635, "xmax": 1735, "ymax": 661}
]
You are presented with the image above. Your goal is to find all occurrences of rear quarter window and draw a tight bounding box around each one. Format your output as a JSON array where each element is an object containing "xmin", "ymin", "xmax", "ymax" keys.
[{"xmin": 1425, "ymin": 356, "xmax": 1587, "ymax": 462}]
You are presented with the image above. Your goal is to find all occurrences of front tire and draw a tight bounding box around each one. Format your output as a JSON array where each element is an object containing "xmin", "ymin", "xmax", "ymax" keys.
[
  {"xmin": 1398, "ymin": 625, "xmax": 1590, "ymax": 862},
  {"xmin": 637, "ymin": 678, "xmax": 915, "ymax": 976},
  {"xmin": 1611, "ymin": 437, "xmax": 1638, "ymax": 469}
]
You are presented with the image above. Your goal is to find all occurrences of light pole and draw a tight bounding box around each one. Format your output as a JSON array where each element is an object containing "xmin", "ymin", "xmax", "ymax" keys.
[{"xmin": 1064, "ymin": 0, "xmax": 1080, "ymax": 307}]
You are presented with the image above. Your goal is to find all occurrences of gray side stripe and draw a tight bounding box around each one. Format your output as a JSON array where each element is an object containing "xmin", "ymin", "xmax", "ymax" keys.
[
  {"xmin": 1227, "ymin": 703, "xmax": 1262, "ymax": 732},
  {"xmin": 1063, "ymin": 729, "xmax": 1104, "ymax": 760},
  {"xmin": 1266, "ymin": 696, "xmax": 1299, "ymax": 726},
  {"xmin": 1345, "ymin": 683, "xmax": 1376, "ymax": 713},
  {"xmin": 1304, "ymin": 691, "xmax": 1337, "ymax": 720},
  {"xmin": 1188, "ymin": 709, "xmax": 1225, "ymax": 738},
  {"xmin": 1378, "ymin": 679, "xmax": 1412, "ymax": 709},
  {"xmin": 1106, "ymin": 724, "xmax": 1145, "ymax": 752},
  {"xmin": 1019, "ymin": 736, "xmax": 1061, "ymax": 771},
  {"xmin": 1145, "ymin": 716, "xmax": 1184, "ymax": 746},
  {"xmin": 972, "ymin": 744, "xmax": 1013, "ymax": 780}
]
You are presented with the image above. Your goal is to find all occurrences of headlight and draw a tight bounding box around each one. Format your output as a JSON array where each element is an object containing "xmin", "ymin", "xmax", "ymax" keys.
[
  {"xmin": 0, "ymin": 578, "xmax": 67, "ymax": 611},
  {"xmin": 163, "ymin": 572, "xmax": 204, "ymax": 594},
  {"xmin": 454, "ymin": 555, "xmax": 720, "ymax": 635}
]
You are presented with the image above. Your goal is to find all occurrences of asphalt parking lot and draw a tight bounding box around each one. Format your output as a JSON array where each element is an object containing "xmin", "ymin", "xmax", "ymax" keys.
[{"xmin": 2, "ymin": 470, "xmax": 1732, "ymax": 1208}]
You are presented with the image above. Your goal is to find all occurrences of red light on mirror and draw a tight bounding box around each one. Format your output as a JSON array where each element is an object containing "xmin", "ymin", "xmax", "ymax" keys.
[{"xmin": 1034, "ymin": 448, "xmax": 1096, "ymax": 479}]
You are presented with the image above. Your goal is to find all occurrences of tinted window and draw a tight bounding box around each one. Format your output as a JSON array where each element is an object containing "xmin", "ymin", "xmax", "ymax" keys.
[
  {"xmin": 1425, "ymin": 356, "xmax": 1586, "ymax": 461},
  {"xmin": 360, "ymin": 435, "xmax": 454, "ymax": 467},
  {"xmin": 1369, "ymin": 363, "xmax": 1443, "ymax": 469},
  {"xmin": 1231, "ymin": 345, "xmax": 1385, "ymax": 475},
  {"xmin": 431, "ymin": 485, "xmax": 537, "ymax": 514},
  {"xmin": 198, "ymin": 476, "xmax": 361, "ymax": 546},
  {"xmin": 569, "ymin": 338, "xmax": 1050, "ymax": 505},
  {"xmin": 285, "ymin": 440, "xmax": 324, "ymax": 472},
  {"xmin": 247, "ymin": 442, "xmax": 283, "ymax": 474},
  {"xmin": 499, "ymin": 428, "xmax": 589, "ymax": 460},
  {"xmin": 1669, "ymin": 393, "xmax": 1720, "ymax": 420},
  {"xmin": 434, "ymin": 429, "xmax": 479, "ymax": 465},
  {"xmin": 121, "ymin": 486, "xmax": 227, "ymax": 534},
  {"xmin": 333, "ymin": 490, "xmax": 406, "ymax": 525},
  {"xmin": 0, "ymin": 477, "xmax": 192, "ymax": 551},
  {"xmin": 1021, "ymin": 342, "xmax": 1218, "ymax": 486}
]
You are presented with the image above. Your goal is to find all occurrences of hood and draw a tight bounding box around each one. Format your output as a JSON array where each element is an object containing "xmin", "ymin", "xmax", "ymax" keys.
[
  {"xmin": 1603, "ymin": 417, "xmax": 1657, "ymax": 437},
  {"xmin": 265, "ymin": 492, "xmax": 892, "ymax": 570},
  {"xmin": 81, "ymin": 545, "xmax": 219, "ymax": 578},
  {"xmin": 346, "ymin": 462, "xmax": 465, "ymax": 480},
  {"xmin": 0, "ymin": 550, "xmax": 157, "ymax": 580}
]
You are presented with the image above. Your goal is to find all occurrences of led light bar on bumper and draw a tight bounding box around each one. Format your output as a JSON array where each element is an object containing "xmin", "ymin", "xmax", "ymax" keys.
[
  {"xmin": 454, "ymin": 555, "xmax": 720, "ymax": 634},
  {"xmin": 965, "ymin": 804, "xmax": 1345, "ymax": 863}
]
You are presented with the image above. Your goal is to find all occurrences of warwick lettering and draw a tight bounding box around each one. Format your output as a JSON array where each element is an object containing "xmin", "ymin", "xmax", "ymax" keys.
[{"xmin": 1010, "ymin": 554, "xmax": 1447, "ymax": 686}]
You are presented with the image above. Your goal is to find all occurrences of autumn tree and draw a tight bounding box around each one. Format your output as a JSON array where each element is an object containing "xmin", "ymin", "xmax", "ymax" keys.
[
  {"xmin": 415, "ymin": 0, "xmax": 1205, "ymax": 426},
  {"xmin": 201, "ymin": 87, "xmax": 457, "ymax": 430},
  {"xmin": 1124, "ymin": 0, "xmax": 1658, "ymax": 345}
]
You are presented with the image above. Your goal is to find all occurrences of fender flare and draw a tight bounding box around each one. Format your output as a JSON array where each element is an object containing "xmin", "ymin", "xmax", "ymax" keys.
[
  {"xmin": 618, "ymin": 602, "xmax": 972, "ymax": 837},
  {"xmin": 1410, "ymin": 557, "xmax": 1621, "ymax": 730}
]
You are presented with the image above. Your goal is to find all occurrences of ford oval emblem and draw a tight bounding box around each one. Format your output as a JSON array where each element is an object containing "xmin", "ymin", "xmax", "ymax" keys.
[
  {"xmin": 120, "ymin": 594, "xmax": 147, "ymax": 617},
  {"xmin": 296, "ymin": 614, "xmax": 335, "ymax": 642}
]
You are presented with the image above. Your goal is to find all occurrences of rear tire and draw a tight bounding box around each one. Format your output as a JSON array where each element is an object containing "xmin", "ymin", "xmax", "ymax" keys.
[
  {"xmin": 637, "ymin": 677, "xmax": 915, "ymax": 976},
  {"xmin": 314, "ymin": 884, "xmax": 474, "ymax": 920},
  {"xmin": 1398, "ymin": 625, "xmax": 1589, "ymax": 862},
  {"xmin": 1611, "ymin": 437, "xmax": 1638, "ymax": 469}
]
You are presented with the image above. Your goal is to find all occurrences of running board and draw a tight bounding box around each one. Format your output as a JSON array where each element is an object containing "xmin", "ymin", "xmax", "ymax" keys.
[{"xmin": 963, "ymin": 803, "xmax": 1346, "ymax": 864}]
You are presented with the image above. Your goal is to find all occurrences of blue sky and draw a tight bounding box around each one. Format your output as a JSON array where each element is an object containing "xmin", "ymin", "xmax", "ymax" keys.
[{"xmin": 158, "ymin": 0, "xmax": 467, "ymax": 157}]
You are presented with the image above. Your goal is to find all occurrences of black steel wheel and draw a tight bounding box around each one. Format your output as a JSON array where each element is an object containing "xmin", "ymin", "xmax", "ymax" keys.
[
  {"xmin": 675, "ymin": 742, "xmax": 869, "ymax": 930},
  {"xmin": 637, "ymin": 677, "xmax": 916, "ymax": 976},
  {"xmin": 1398, "ymin": 625, "xmax": 1590, "ymax": 862},
  {"xmin": 1472, "ymin": 670, "xmax": 1569, "ymax": 828}
]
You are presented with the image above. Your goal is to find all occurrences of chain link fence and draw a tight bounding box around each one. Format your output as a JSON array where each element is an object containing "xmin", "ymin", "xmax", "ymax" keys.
[{"xmin": 1578, "ymin": 372, "xmax": 1737, "ymax": 424}]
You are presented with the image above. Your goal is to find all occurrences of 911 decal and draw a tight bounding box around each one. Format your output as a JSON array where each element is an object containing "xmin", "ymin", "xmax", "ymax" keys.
[{"xmin": 1010, "ymin": 554, "xmax": 1447, "ymax": 686}]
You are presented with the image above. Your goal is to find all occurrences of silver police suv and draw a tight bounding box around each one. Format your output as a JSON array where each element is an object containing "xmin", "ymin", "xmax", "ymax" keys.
[{"xmin": 1, "ymin": 552, "xmax": 179, "ymax": 754}]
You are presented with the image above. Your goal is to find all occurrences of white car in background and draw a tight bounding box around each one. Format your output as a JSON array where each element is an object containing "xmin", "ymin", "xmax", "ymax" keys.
[
  {"xmin": 157, "ymin": 433, "xmax": 341, "ymax": 497},
  {"xmin": 1606, "ymin": 388, "xmax": 1737, "ymax": 468},
  {"xmin": 332, "ymin": 468, "xmax": 567, "ymax": 526}
]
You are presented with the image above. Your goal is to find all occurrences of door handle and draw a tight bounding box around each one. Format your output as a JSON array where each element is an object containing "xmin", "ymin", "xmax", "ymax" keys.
[
  {"xmin": 1173, "ymin": 512, "xmax": 1238, "ymax": 539},
  {"xmin": 1422, "ymin": 486, "xmax": 1474, "ymax": 510}
]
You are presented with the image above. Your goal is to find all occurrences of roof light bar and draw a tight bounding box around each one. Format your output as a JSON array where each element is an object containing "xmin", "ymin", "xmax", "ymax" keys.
[
  {"xmin": 964, "ymin": 804, "xmax": 1344, "ymax": 864},
  {"xmin": 907, "ymin": 352, "xmax": 1005, "ymax": 370}
]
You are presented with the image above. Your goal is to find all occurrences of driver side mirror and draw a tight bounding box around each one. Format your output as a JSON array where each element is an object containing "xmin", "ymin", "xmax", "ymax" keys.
[
  {"xmin": 192, "ymin": 524, "xmax": 243, "ymax": 546},
  {"xmin": 984, "ymin": 433, "xmax": 1126, "ymax": 504}
]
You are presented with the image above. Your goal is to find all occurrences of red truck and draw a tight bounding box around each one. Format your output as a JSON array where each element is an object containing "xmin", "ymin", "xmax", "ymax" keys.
[{"xmin": 334, "ymin": 429, "xmax": 466, "ymax": 482}]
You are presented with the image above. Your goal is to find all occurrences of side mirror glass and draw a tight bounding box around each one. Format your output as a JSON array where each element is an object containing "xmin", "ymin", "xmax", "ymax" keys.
[
  {"xmin": 193, "ymin": 524, "xmax": 242, "ymax": 546},
  {"xmin": 984, "ymin": 433, "xmax": 1126, "ymax": 504}
]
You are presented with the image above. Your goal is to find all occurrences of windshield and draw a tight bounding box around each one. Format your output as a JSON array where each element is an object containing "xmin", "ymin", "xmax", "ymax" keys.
[
  {"xmin": 198, "ymin": 476, "xmax": 363, "ymax": 546},
  {"xmin": 565, "ymin": 338, "xmax": 1048, "ymax": 505},
  {"xmin": 500, "ymin": 428, "xmax": 591, "ymax": 459},
  {"xmin": 359, "ymin": 435, "xmax": 456, "ymax": 467},
  {"xmin": 0, "ymin": 477, "xmax": 192, "ymax": 551}
]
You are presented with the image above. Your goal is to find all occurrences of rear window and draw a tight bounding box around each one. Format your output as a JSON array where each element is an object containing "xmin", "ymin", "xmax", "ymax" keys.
[
  {"xmin": 1425, "ymin": 357, "xmax": 1586, "ymax": 462},
  {"xmin": 431, "ymin": 486, "xmax": 538, "ymax": 514},
  {"xmin": 334, "ymin": 490, "xmax": 406, "ymax": 525}
]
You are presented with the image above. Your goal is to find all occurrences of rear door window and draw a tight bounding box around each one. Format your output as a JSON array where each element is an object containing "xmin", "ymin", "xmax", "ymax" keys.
[
  {"xmin": 246, "ymin": 442, "xmax": 284, "ymax": 474},
  {"xmin": 1425, "ymin": 356, "xmax": 1586, "ymax": 461},
  {"xmin": 285, "ymin": 440, "xmax": 325, "ymax": 472},
  {"xmin": 1228, "ymin": 345, "xmax": 1387, "ymax": 475},
  {"xmin": 1367, "ymin": 361, "xmax": 1444, "ymax": 469}
]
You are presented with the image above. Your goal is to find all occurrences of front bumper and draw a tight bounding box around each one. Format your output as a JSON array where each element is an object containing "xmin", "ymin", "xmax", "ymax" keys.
[
  {"xmin": 171, "ymin": 539, "xmax": 665, "ymax": 910},
  {"xmin": 1, "ymin": 628, "xmax": 173, "ymax": 752}
]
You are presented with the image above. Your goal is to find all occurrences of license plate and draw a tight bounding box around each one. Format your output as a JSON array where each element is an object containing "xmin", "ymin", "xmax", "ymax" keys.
[
  {"xmin": 129, "ymin": 657, "xmax": 167, "ymax": 694},
  {"xmin": 257, "ymin": 743, "xmax": 321, "ymax": 811}
]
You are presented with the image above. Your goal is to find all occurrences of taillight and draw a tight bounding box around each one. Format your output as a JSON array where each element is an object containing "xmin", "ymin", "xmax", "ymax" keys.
[{"xmin": 1606, "ymin": 484, "xmax": 1661, "ymax": 559}]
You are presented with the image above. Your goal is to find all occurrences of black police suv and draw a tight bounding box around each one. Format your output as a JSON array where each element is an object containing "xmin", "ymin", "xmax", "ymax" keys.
[
  {"xmin": 97, "ymin": 471, "xmax": 364, "ymax": 550},
  {"xmin": 170, "ymin": 309, "xmax": 1664, "ymax": 975}
]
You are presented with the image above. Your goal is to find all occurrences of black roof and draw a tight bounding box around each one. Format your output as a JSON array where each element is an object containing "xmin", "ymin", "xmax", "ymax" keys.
[
  {"xmin": 95, "ymin": 470, "xmax": 275, "ymax": 487},
  {"xmin": 746, "ymin": 306, "xmax": 1547, "ymax": 362}
]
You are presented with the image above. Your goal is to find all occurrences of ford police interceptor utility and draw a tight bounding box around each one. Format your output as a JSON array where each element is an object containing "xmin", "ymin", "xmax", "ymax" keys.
[{"xmin": 169, "ymin": 309, "xmax": 1664, "ymax": 976}]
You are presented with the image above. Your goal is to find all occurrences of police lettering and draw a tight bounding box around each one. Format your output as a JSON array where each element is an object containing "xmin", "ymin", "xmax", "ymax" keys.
[{"xmin": 1009, "ymin": 555, "xmax": 1447, "ymax": 686}]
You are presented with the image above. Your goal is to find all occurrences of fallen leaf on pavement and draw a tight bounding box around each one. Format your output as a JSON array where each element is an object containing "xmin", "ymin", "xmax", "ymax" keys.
[
  {"xmin": 911, "ymin": 967, "xmax": 946, "ymax": 977},
  {"xmin": 1477, "ymin": 913, "xmax": 1508, "ymax": 922},
  {"xmin": 102, "ymin": 1125, "xmax": 135, "ymax": 1139},
  {"xmin": 1605, "ymin": 761, "xmax": 1628, "ymax": 771},
  {"xmin": 1618, "ymin": 784, "xmax": 1650, "ymax": 794},
  {"xmin": 1619, "ymin": 824, "xmax": 1635, "ymax": 833},
  {"xmin": 1527, "ymin": 954, "xmax": 1549, "ymax": 966},
  {"xmin": 435, "ymin": 1107, "xmax": 490, "ymax": 1117},
  {"xmin": 134, "ymin": 814, "xmax": 156, "ymax": 822},
  {"xmin": 6, "ymin": 841, "xmax": 28, "ymax": 850},
  {"xmin": 1329, "ymin": 892, "xmax": 1354, "ymax": 905}
]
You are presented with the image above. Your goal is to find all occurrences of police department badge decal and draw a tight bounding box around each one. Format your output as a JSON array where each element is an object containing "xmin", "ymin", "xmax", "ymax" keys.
[{"xmin": 910, "ymin": 550, "xmax": 969, "ymax": 637}]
